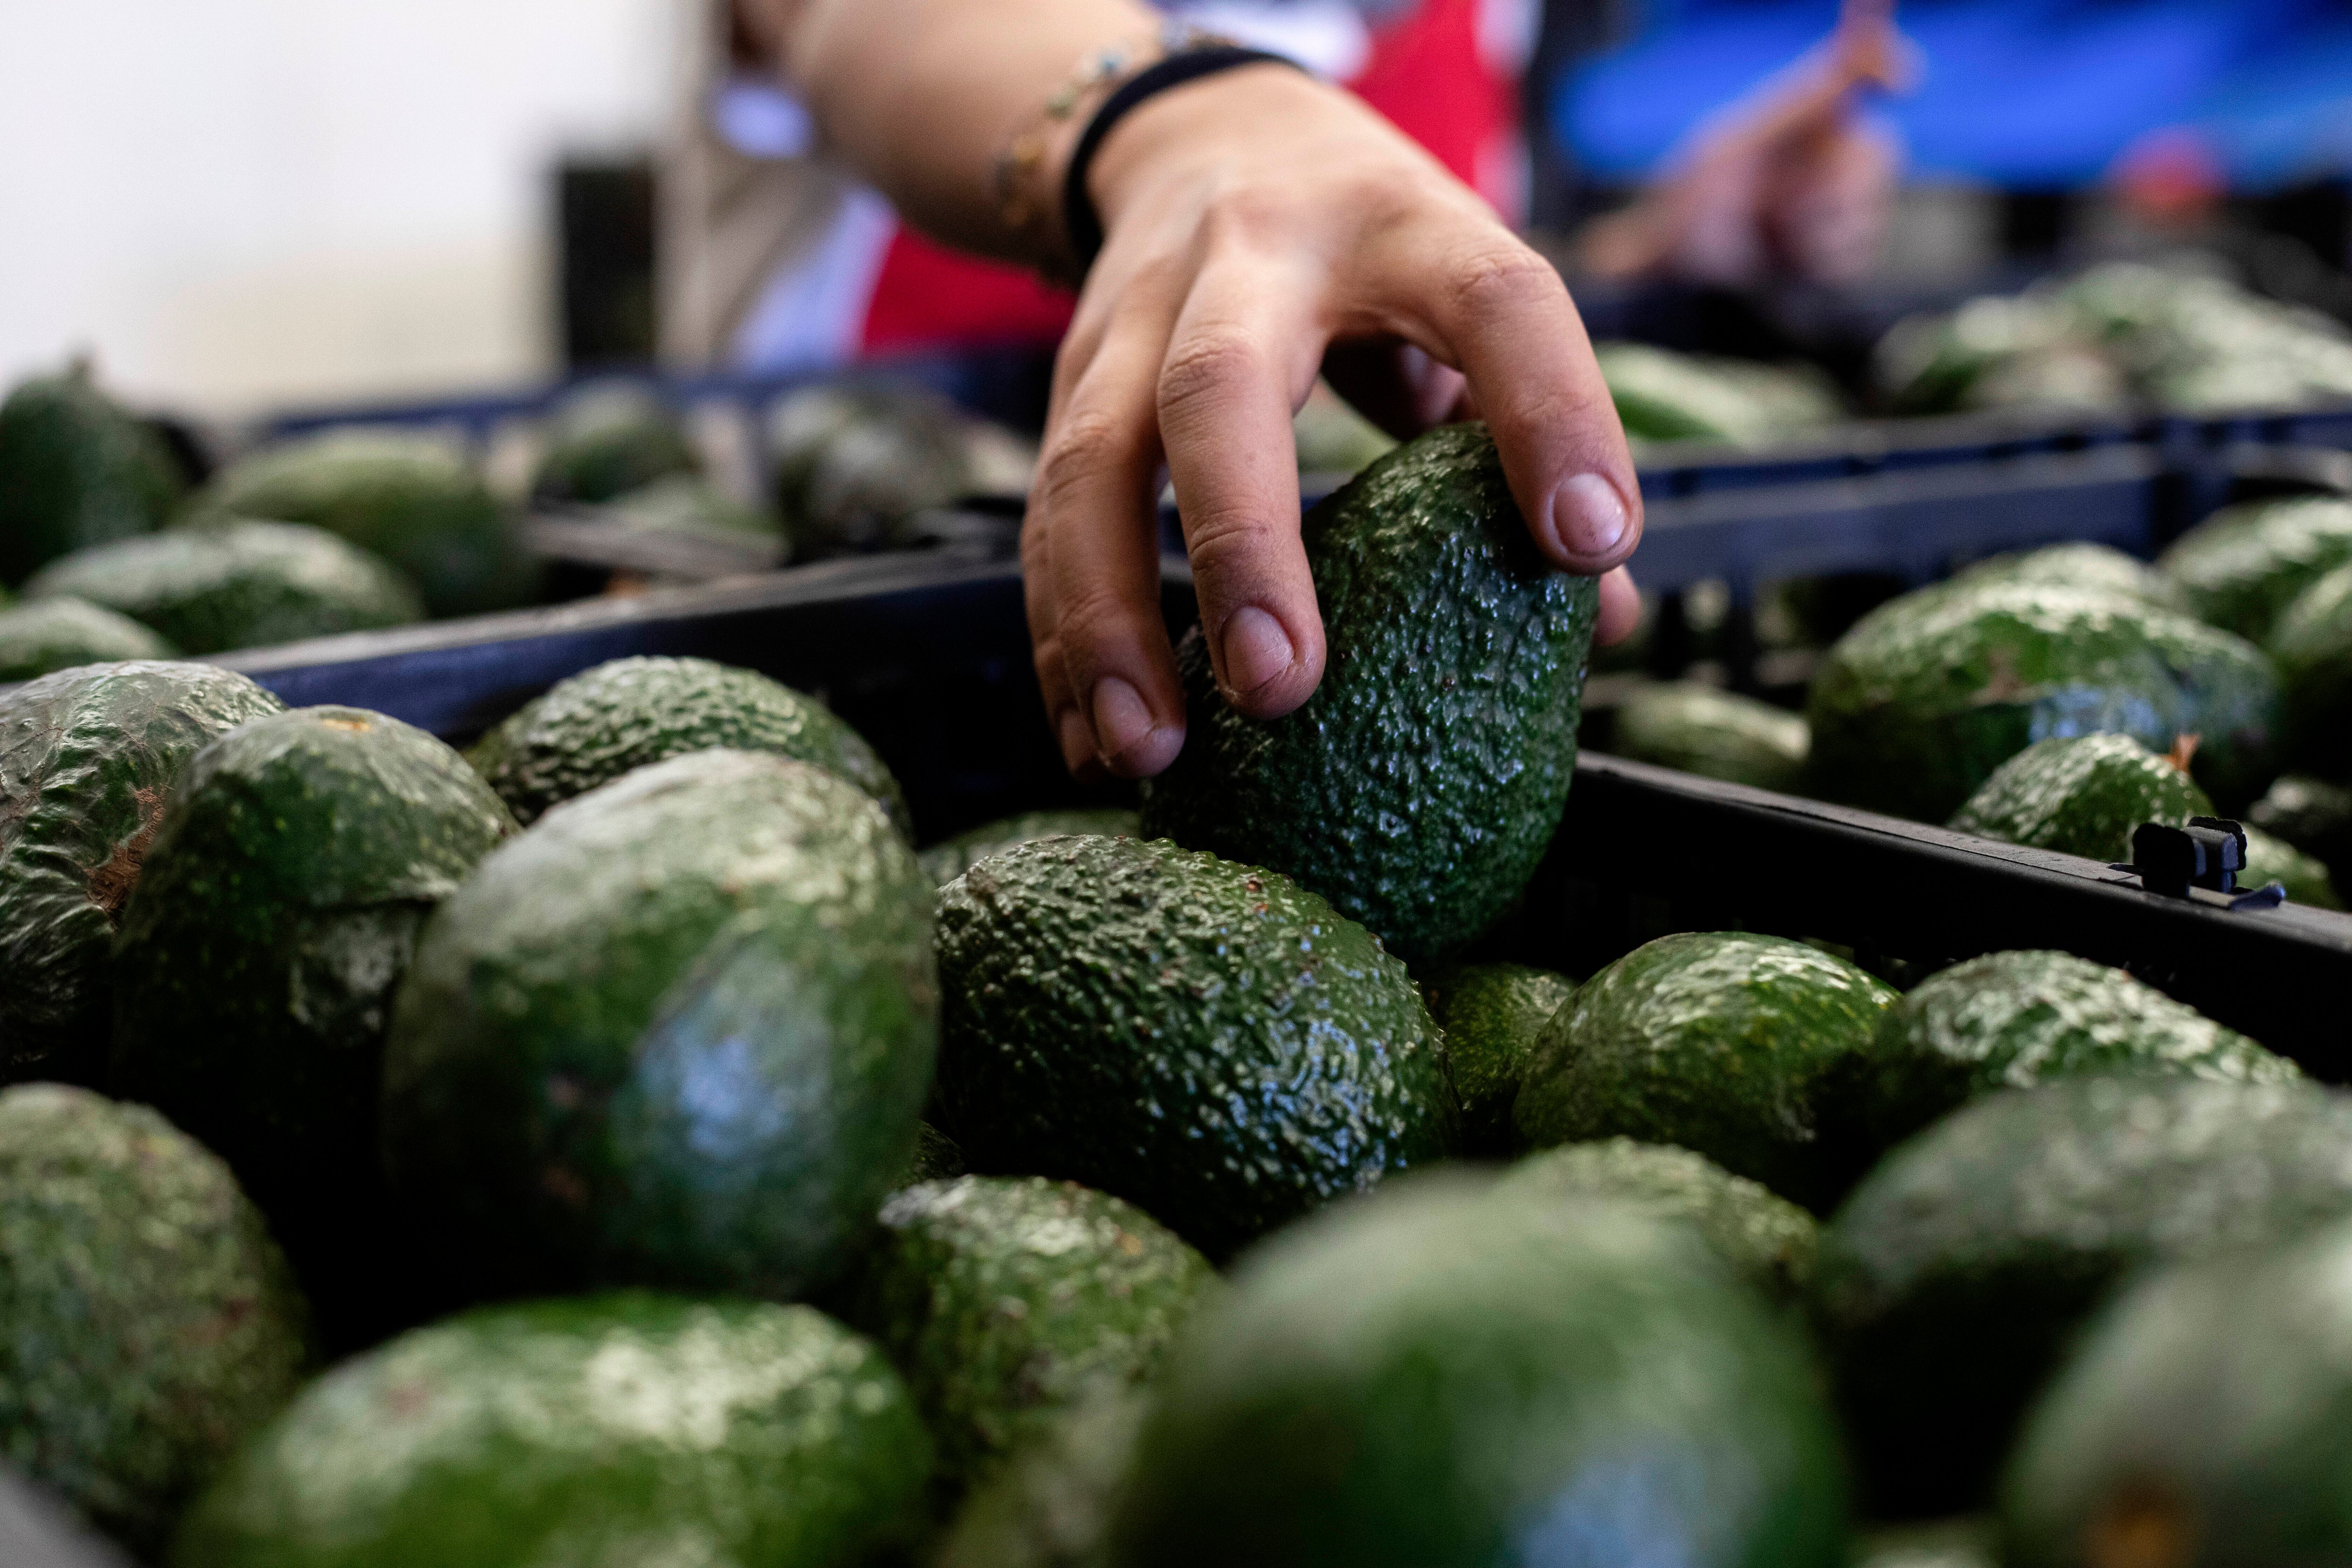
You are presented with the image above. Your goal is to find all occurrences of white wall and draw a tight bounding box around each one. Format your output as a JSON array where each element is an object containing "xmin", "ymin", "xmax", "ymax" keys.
[{"xmin": 0, "ymin": 0, "xmax": 683, "ymax": 416}]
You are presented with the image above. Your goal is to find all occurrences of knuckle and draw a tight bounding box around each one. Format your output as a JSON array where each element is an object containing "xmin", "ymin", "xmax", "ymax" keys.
[
  {"xmin": 1444, "ymin": 242, "xmax": 1563, "ymax": 318},
  {"xmin": 1157, "ymin": 328, "xmax": 1265, "ymax": 426},
  {"xmin": 1032, "ymin": 408, "xmax": 1134, "ymax": 511}
]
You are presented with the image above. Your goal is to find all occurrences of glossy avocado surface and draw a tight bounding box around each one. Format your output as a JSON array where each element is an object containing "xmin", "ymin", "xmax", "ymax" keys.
[
  {"xmin": 933, "ymin": 834, "xmax": 1456, "ymax": 1260},
  {"xmin": 920, "ymin": 807, "xmax": 1140, "ymax": 886},
  {"xmin": 1606, "ymin": 681, "xmax": 1811, "ymax": 792},
  {"xmin": 1418, "ymin": 960, "xmax": 1576, "ymax": 1155},
  {"xmin": 0, "ymin": 1085, "xmax": 310, "ymax": 1557},
  {"xmin": 0, "ymin": 598, "xmax": 174, "ymax": 682},
  {"xmin": 0, "ymin": 662, "xmax": 285, "ymax": 1083},
  {"xmin": 1141, "ymin": 422, "xmax": 1599, "ymax": 964},
  {"xmin": 1946, "ymin": 732, "xmax": 2210, "ymax": 863},
  {"xmin": 2157, "ymin": 493, "xmax": 2352, "ymax": 642},
  {"xmin": 0, "ymin": 369, "xmax": 183, "ymax": 587},
  {"xmin": 170, "ymin": 1294, "xmax": 929, "ymax": 1568}
]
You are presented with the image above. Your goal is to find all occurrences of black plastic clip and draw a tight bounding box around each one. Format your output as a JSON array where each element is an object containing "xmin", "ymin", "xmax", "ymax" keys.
[{"xmin": 2120, "ymin": 818, "xmax": 2286, "ymax": 908}]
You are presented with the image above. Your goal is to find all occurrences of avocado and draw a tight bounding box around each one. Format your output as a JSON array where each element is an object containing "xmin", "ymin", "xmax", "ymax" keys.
[
  {"xmin": 193, "ymin": 430, "xmax": 535, "ymax": 618},
  {"xmin": 0, "ymin": 1085, "xmax": 309, "ymax": 1556},
  {"xmin": 2240, "ymin": 821, "xmax": 2342, "ymax": 907},
  {"xmin": 1514, "ymin": 932, "xmax": 1897, "ymax": 1212},
  {"xmin": 467, "ymin": 653, "xmax": 910, "ymax": 836},
  {"xmin": 920, "ymin": 807, "xmax": 1141, "ymax": 886},
  {"xmin": 904, "ymin": 1120, "xmax": 968, "ymax": 1185},
  {"xmin": 937, "ymin": 1387, "xmax": 1146, "ymax": 1568},
  {"xmin": 381, "ymin": 748, "xmax": 936, "ymax": 1304},
  {"xmin": 1815, "ymin": 1076, "xmax": 2352, "ymax": 1516},
  {"xmin": 933, "ymin": 835, "xmax": 1455, "ymax": 1260},
  {"xmin": 1418, "ymin": 961, "xmax": 1576, "ymax": 1155},
  {"xmin": 0, "ymin": 662, "xmax": 285, "ymax": 1083},
  {"xmin": 839, "ymin": 1176, "xmax": 1216, "ymax": 1500},
  {"xmin": 2247, "ymin": 771, "xmax": 2352, "ymax": 870},
  {"xmin": 600, "ymin": 473, "xmax": 779, "ymax": 545},
  {"xmin": 1607, "ymin": 682, "xmax": 1811, "ymax": 792},
  {"xmin": 0, "ymin": 598, "xmax": 174, "ymax": 682},
  {"xmin": 24, "ymin": 520, "xmax": 421, "ymax": 653},
  {"xmin": 1596, "ymin": 342, "xmax": 1840, "ymax": 444},
  {"xmin": 768, "ymin": 384, "xmax": 974, "ymax": 559},
  {"xmin": 170, "ymin": 1293, "xmax": 929, "ymax": 1568},
  {"xmin": 1141, "ymin": 423, "xmax": 1600, "ymax": 964},
  {"xmin": 110, "ymin": 707, "xmax": 515, "ymax": 1345},
  {"xmin": 1875, "ymin": 294, "xmax": 2088, "ymax": 416},
  {"xmin": 1953, "ymin": 542, "xmax": 2183, "ymax": 611},
  {"xmin": 0, "ymin": 367, "xmax": 184, "ymax": 586},
  {"xmin": 528, "ymin": 382, "xmax": 698, "ymax": 505},
  {"xmin": 2157, "ymin": 493, "xmax": 2352, "ymax": 642},
  {"xmin": 2269, "ymin": 558, "xmax": 2352, "ymax": 778},
  {"xmin": 1108, "ymin": 1174, "xmax": 1849, "ymax": 1568},
  {"xmin": 2000, "ymin": 1216, "xmax": 2352, "ymax": 1568},
  {"xmin": 1805, "ymin": 579, "xmax": 2278, "ymax": 821},
  {"xmin": 1842, "ymin": 950, "xmax": 2293, "ymax": 1161},
  {"xmin": 1497, "ymin": 1137, "xmax": 1818, "ymax": 1303},
  {"xmin": 1947, "ymin": 732, "xmax": 2210, "ymax": 863}
]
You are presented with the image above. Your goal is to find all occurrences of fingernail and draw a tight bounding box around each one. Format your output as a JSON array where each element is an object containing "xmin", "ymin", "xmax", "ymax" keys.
[
  {"xmin": 1220, "ymin": 606, "xmax": 1295, "ymax": 697},
  {"xmin": 1550, "ymin": 472, "xmax": 1629, "ymax": 561},
  {"xmin": 1056, "ymin": 707, "xmax": 1094, "ymax": 770},
  {"xmin": 1090, "ymin": 677, "xmax": 1155, "ymax": 763}
]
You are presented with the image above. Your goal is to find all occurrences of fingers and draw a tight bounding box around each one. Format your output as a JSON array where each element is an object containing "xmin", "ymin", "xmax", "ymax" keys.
[{"xmin": 1594, "ymin": 566, "xmax": 1643, "ymax": 648}]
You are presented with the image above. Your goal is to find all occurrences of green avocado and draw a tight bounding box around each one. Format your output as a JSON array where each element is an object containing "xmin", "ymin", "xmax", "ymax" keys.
[
  {"xmin": 0, "ymin": 662, "xmax": 285, "ymax": 1083},
  {"xmin": 1953, "ymin": 542, "xmax": 2183, "ymax": 611},
  {"xmin": 1496, "ymin": 1138, "xmax": 1819, "ymax": 1304},
  {"xmin": 2247, "ymin": 770, "xmax": 2352, "ymax": 869},
  {"xmin": 381, "ymin": 749, "xmax": 936, "ymax": 1304},
  {"xmin": 467, "ymin": 653, "xmax": 910, "ymax": 836},
  {"xmin": 936, "ymin": 1386, "xmax": 1147, "ymax": 1568},
  {"xmin": 1805, "ymin": 580, "xmax": 2278, "ymax": 822},
  {"xmin": 192, "ymin": 430, "xmax": 536, "ymax": 618},
  {"xmin": 1418, "ymin": 961, "xmax": 1576, "ymax": 1155},
  {"xmin": 110, "ymin": 707, "xmax": 515, "ymax": 1345},
  {"xmin": 25, "ymin": 520, "xmax": 421, "ymax": 653},
  {"xmin": 2240, "ymin": 821, "xmax": 2342, "ymax": 906},
  {"xmin": 1141, "ymin": 423, "xmax": 1600, "ymax": 964},
  {"xmin": 2001, "ymin": 1216, "xmax": 2352, "ymax": 1568},
  {"xmin": 903, "ymin": 1120, "xmax": 968, "ymax": 1185},
  {"xmin": 1946, "ymin": 732, "xmax": 2209, "ymax": 862},
  {"xmin": 1607, "ymin": 682, "xmax": 1811, "ymax": 792},
  {"xmin": 2268, "ymin": 558, "xmax": 2352, "ymax": 778},
  {"xmin": 0, "ymin": 1085, "xmax": 309, "ymax": 1556},
  {"xmin": 768, "ymin": 384, "xmax": 975, "ymax": 559},
  {"xmin": 1815, "ymin": 1076, "xmax": 2352, "ymax": 1517},
  {"xmin": 170, "ymin": 1293, "xmax": 929, "ymax": 1568},
  {"xmin": 0, "ymin": 598, "xmax": 175, "ymax": 681},
  {"xmin": 1514, "ymin": 932, "xmax": 1898, "ymax": 1212},
  {"xmin": 600, "ymin": 473, "xmax": 778, "ymax": 545},
  {"xmin": 1109, "ymin": 1174, "xmax": 1849, "ymax": 1568},
  {"xmin": 839, "ymin": 1176, "xmax": 1217, "ymax": 1500},
  {"xmin": 529, "ymin": 383, "xmax": 698, "ymax": 505},
  {"xmin": 933, "ymin": 835, "xmax": 1455, "ymax": 1260},
  {"xmin": 1841, "ymin": 950, "xmax": 2294, "ymax": 1160},
  {"xmin": 1596, "ymin": 343, "xmax": 1841, "ymax": 445},
  {"xmin": 0, "ymin": 367, "xmax": 184, "ymax": 586},
  {"xmin": 2157, "ymin": 493, "xmax": 2352, "ymax": 642},
  {"xmin": 920, "ymin": 807, "xmax": 1141, "ymax": 886}
]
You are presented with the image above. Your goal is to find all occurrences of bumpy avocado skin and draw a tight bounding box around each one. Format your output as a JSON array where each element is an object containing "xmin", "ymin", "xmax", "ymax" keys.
[
  {"xmin": 934, "ymin": 835, "xmax": 1455, "ymax": 1260},
  {"xmin": 1805, "ymin": 581, "xmax": 2278, "ymax": 822},
  {"xmin": 529, "ymin": 384, "xmax": 698, "ymax": 505},
  {"xmin": 920, "ymin": 808, "xmax": 1141, "ymax": 886},
  {"xmin": 193, "ymin": 430, "xmax": 536, "ymax": 618},
  {"xmin": 1419, "ymin": 961, "xmax": 1576, "ymax": 1155},
  {"xmin": 0, "ymin": 597, "xmax": 175, "ymax": 681},
  {"xmin": 170, "ymin": 1293, "xmax": 930, "ymax": 1568},
  {"xmin": 1816, "ymin": 1077, "xmax": 2352, "ymax": 1517},
  {"xmin": 1947, "ymin": 732, "xmax": 2211, "ymax": 862},
  {"xmin": 1497, "ymin": 1137, "xmax": 1819, "ymax": 1304},
  {"xmin": 0, "ymin": 371, "xmax": 183, "ymax": 586},
  {"xmin": 2158, "ymin": 493, "xmax": 2352, "ymax": 642},
  {"xmin": 839, "ymin": 1176, "xmax": 1217, "ymax": 1501},
  {"xmin": 26, "ymin": 520, "xmax": 421, "ymax": 653},
  {"xmin": 1514, "ymin": 932, "xmax": 1898, "ymax": 1212},
  {"xmin": 469, "ymin": 653, "xmax": 910, "ymax": 837},
  {"xmin": 381, "ymin": 749, "xmax": 937, "ymax": 1305},
  {"xmin": 0, "ymin": 662, "xmax": 286, "ymax": 1083},
  {"xmin": 1141, "ymin": 424, "xmax": 1600, "ymax": 964},
  {"xmin": 0, "ymin": 1085, "xmax": 310, "ymax": 1556},
  {"xmin": 2001, "ymin": 1217, "xmax": 2352, "ymax": 1568},
  {"xmin": 1608, "ymin": 682, "xmax": 1811, "ymax": 792},
  {"xmin": 937, "ymin": 1387, "xmax": 1147, "ymax": 1568},
  {"xmin": 110, "ymin": 707, "xmax": 515, "ymax": 1343},
  {"xmin": 1110, "ymin": 1175, "xmax": 1849, "ymax": 1568},
  {"xmin": 1953, "ymin": 542, "xmax": 2183, "ymax": 611}
]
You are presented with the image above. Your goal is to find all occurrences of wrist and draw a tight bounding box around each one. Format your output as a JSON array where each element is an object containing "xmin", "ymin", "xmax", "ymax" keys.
[{"xmin": 1085, "ymin": 64, "xmax": 1338, "ymax": 243}]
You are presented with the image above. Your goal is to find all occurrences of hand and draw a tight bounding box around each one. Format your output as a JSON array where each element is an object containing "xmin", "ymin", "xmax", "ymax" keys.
[{"xmin": 1024, "ymin": 64, "xmax": 1644, "ymax": 781}]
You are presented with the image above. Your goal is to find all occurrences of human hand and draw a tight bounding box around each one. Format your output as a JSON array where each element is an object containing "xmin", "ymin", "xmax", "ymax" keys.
[{"xmin": 1024, "ymin": 63, "xmax": 1644, "ymax": 781}]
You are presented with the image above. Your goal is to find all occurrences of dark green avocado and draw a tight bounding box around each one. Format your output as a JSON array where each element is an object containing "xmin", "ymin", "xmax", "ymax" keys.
[
  {"xmin": 1606, "ymin": 681, "xmax": 1811, "ymax": 792},
  {"xmin": 2269, "ymin": 559, "xmax": 2352, "ymax": 778},
  {"xmin": 769, "ymin": 385, "xmax": 976, "ymax": 559},
  {"xmin": 1108, "ymin": 1174, "xmax": 1849, "ymax": 1568},
  {"xmin": 0, "ymin": 598, "xmax": 174, "ymax": 681},
  {"xmin": 0, "ymin": 366, "xmax": 183, "ymax": 586},
  {"xmin": 2157, "ymin": 493, "xmax": 2352, "ymax": 642},
  {"xmin": 1953, "ymin": 542, "xmax": 2183, "ymax": 610},
  {"xmin": 936, "ymin": 1386, "xmax": 1148, "ymax": 1568},
  {"xmin": 920, "ymin": 807, "xmax": 1141, "ymax": 886},
  {"xmin": 2248, "ymin": 771, "xmax": 2352, "ymax": 869},
  {"xmin": 110, "ymin": 707, "xmax": 515, "ymax": 1345},
  {"xmin": 0, "ymin": 1084, "xmax": 309, "ymax": 1556},
  {"xmin": 380, "ymin": 749, "xmax": 936, "ymax": 1305},
  {"xmin": 1418, "ymin": 961, "xmax": 1576, "ymax": 1155},
  {"xmin": 1514, "ymin": 932, "xmax": 1898, "ymax": 1212},
  {"xmin": 170, "ymin": 1293, "xmax": 929, "ymax": 1568},
  {"xmin": 467, "ymin": 653, "xmax": 910, "ymax": 836},
  {"xmin": 600, "ymin": 473, "xmax": 779, "ymax": 545},
  {"xmin": 1141, "ymin": 423, "xmax": 1600, "ymax": 964},
  {"xmin": 1496, "ymin": 1137, "xmax": 1819, "ymax": 1304},
  {"xmin": 933, "ymin": 835, "xmax": 1455, "ymax": 1260},
  {"xmin": 1815, "ymin": 1076, "xmax": 2352, "ymax": 1517},
  {"xmin": 902, "ymin": 1120, "xmax": 968, "ymax": 1185},
  {"xmin": 0, "ymin": 662, "xmax": 285, "ymax": 1083},
  {"xmin": 529, "ymin": 383, "xmax": 698, "ymax": 505},
  {"xmin": 1946, "ymin": 732, "xmax": 2209, "ymax": 862},
  {"xmin": 838, "ymin": 1176, "xmax": 1217, "ymax": 1500}
]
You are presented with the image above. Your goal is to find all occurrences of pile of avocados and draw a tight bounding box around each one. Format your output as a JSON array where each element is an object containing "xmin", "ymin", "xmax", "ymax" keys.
[{"xmin": 7, "ymin": 405, "xmax": 2352, "ymax": 1568}]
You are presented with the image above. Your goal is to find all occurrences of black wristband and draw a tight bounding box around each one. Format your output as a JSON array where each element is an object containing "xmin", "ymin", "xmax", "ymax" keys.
[{"xmin": 1060, "ymin": 45, "xmax": 1304, "ymax": 278}]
